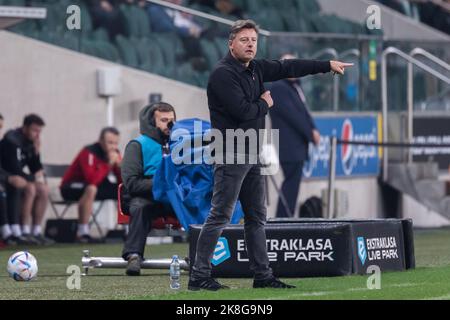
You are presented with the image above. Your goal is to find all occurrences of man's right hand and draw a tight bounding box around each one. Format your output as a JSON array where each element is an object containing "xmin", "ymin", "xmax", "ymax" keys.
[
  {"xmin": 312, "ymin": 129, "xmax": 321, "ymax": 146},
  {"xmin": 108, "ymin": 150, "xmax": 120, "ymax": 166},
  {"xmin": 8, "ymin": 175, "xmax": 28, "ymax": 189},
  {"xmin": 261, "ymin": 91, "xmax": 274, "ymax": 108}
]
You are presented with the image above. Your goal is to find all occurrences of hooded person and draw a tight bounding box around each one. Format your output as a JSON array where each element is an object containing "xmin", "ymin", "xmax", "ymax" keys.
[{"xmin": 121, "ymin": 102, "xmax": 177, "ymax": 276}]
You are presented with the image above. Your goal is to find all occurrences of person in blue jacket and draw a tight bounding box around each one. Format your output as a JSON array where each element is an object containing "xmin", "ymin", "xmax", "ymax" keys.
[{"xmin": 121, "ymin": 103, "xmax": 176, "ymax": 276}]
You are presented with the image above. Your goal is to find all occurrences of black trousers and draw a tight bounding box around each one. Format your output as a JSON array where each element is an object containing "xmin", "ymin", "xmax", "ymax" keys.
[
  {"xmin": 276, "ymin": 161, "xmax": 304, "ymax": 218},
  {"xmin": 121, "ymin": 197, "xmax": 174, "ymax": 260},
  {"xmin": 0, "ymin": 183, "xmax": 22, "ymax": 226},
  {"xmin": 60, "ymin": 178, "xmax": 118, "ymax": 201},
  {"xmin": 191, "ymin": 163, "xmax": 273, "ymax": 281}
]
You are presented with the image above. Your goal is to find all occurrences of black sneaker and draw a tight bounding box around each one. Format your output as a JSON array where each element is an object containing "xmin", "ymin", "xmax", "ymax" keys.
[
  {"xmin": 33, "ymin": 234, "xmax": 56, "ymax": 246},
  {"xmin": 21, "ymin": 234, "xmax": 41, "ymax": 245},
  {"xmin": 76, "ymin": 235, "xmax": 104, "ymax": 244},
  {"xmin": 188, "ymin": 277, "xmax": 229, "ymax": 291},
  {"xmin": 3, "ymin": 236, "xmax": 18, "ymax": 246},
  {"xmin": 126, "ymin": 254, "xmax": 142, "ymax": 276},
  {"xmin": 253, "ymin": 277, "xmax": 296, "ymax": 289}
]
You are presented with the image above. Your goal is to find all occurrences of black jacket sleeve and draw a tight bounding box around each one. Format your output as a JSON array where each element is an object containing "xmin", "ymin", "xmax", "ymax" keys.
[
  {"xmin": 1, "ymin": 138, "xmax": 34, "ymax": 181},
  {"xmin": 0, "ymin": 167, "xmax": 10, "ymax": 185},
  {"xmin": 121, "ymin": 141, "xmax": 153, "ymax": 198},
  {"xmin": 27, "ymin": 152, "xmax": 43, "ymax": 175},
  {"xmin": 209, "ymin": 68, "xmax": 269, "ymax": 122},
  {"xmin": 259, "ymin": 59, "xmax": 331, "ymax": 83}
]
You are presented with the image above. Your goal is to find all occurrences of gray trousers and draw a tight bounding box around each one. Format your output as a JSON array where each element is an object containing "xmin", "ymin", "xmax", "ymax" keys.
[{"xmin": 191, "ymin": 163, "xmax": 273, "ymax": 281}]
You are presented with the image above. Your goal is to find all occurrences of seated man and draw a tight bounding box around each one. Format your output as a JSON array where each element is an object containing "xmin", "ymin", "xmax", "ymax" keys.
[
  {"xmin": 0, "ymin": 114, "xmax": 28, "ymax": 246},
  {"xmin": 0, "ymin": 114, "xmax": 53, "ymax": 245},
  {"xmin": 60, "ymin": 127, "xmax": 122, "ymax": 243},
  {"xmin": 121, "ymin": 102, "xmax": 177, "ymax": 276}
]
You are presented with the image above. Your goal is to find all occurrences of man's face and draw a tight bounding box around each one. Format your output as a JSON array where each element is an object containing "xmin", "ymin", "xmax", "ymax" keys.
[
  {"xmin": 100, "ymin": 132, "xmax": 120, "ymax": 154},
  {"xmin": 22, "ymin": 124, "xmax": 43, "ymax": 142},
  {"xmin": 154, "ymin": 111, "xmax": 175, "ymax": 136},
  {"xmin": 229, "ymin": 28, "xmax": 258, "ymax": 64}
]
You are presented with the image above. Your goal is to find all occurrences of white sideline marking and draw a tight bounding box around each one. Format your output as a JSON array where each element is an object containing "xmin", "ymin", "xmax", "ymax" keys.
[{"xmin": 260, "ymin": 282, "xmax": 421, "ymax": 300}]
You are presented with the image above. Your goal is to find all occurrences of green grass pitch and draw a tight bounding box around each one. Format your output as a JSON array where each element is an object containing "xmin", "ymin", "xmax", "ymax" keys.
[{"xmin": 1, "ymin": 228, "xmax": 450, "ymax": 300}]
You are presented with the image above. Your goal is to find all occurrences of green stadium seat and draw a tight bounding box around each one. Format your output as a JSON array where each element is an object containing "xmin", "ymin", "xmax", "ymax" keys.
[
  {"xmin": 151, "ymin": 32, "xmax": 184, "ymax": 67},
  {"xmin": 90, "ymin": 28, "xmax": 109, "ymax": 42},
  {"xmin": 249, "ymin": 10, "xmax": 284, "ymax": 31},
  {"xmin": 131, "ymin": 37, "xmax": 165, "ymax": 74},
  {"xmin": 115, "ymin": 35, "xmax": 139, "ymax": 68},
  {"xmin": 296, "ymin": 0, "xmax": 321, "ymax": 14},
  {"xmin": 2, "ymin": 0, "xmax": 26, "ymax": 5},
  {"xmin": 133, "ymin": 5, "xmax": 151, "ymax": 38},
  {"xmin": 96, "ymin": 40, "xmax": 121, "ymax": 62},
  {"xmin": 119, "ymin": 4, "xmax": 140, "ymax": 38},
  {"xmin": 200, "ymin": 39, "xmax": 220, "ymax": 68},
  {"xmin": 214, "ymin": 37, "xmax": 229, "ymax": 58},
  {"xmin": 176, "ymin": 62, "xmax": 197, "ymax": 86}
]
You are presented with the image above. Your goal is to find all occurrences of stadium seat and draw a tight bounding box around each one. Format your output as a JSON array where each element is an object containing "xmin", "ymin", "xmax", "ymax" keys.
[
  {"xmin": 90, "ymin": 28, "xmax": 109, "ymax": 42},
  {"xmin": 130, "ymin": 37, "xmax": 165, "ymax": 74},
  {"xmin": 200, "ymin": 39, "xmax": 221, "ymax": 68},
  {"xmin": 115, "ymin": 35, "xmax": 139, "ymax": 68},
  {"xmin": 120, "ymin": 4, "xmax": 150, "ymax": 39},
  {"xmin": 2, "ymin": 0, "xmax": 26, "ymax": 5}
]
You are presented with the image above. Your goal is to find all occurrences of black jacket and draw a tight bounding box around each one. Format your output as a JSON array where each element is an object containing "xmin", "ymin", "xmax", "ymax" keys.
[
  {"xmin": 269, "ymin": 79, "xmax": 316, "ymax": 163},
  {"xmin": 0, "ymin": 128, "xmax": 42, "ymax": 182},
  {"xmin": 121, "ymin": 105, "xmax": 169, "ymax": 199},
  {"xmin": 207, "ymin": 52, "xmax": 330, "ymax": 155},
  {"xmin": 0, "ymin": 142, "xmax": 10, "ymax": 186}
]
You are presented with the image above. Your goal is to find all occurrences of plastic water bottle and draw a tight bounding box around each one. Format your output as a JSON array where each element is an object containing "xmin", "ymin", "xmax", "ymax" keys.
[{"xmin": 169, "ymin": 255, "xmax": 181, "ymax": 290}]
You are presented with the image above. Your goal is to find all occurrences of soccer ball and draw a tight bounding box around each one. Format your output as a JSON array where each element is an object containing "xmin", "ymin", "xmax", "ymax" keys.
[{"xmin": 7, "ymin": 251, "xmax": 38, "ymax": 281}]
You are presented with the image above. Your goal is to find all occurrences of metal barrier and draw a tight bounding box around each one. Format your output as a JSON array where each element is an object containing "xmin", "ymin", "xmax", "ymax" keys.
[
  {"xmin": 407, "ymin": 48, "xmax": 450, "ymax": 162},
  {"xmin": 381, "ymin": 46, "xmax": 450, "ymax": 181}
]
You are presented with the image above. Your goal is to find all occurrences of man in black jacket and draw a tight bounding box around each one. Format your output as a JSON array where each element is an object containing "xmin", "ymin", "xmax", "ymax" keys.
[
  {"xmin": 0, "ymin": 114, "xmax": 53, "ymax": 245},
  {"xmin": 120, "ymin": 103, "xmax": 177, "ymax": 276},
  {"xmin": 188, "ymin": 20, "xmax": 353, "ymax": 291},
  {"xmin": 269, "ymin": 53, "xmax": 321, "ymax": 218},
  {"xmin": 0, "ymin": 114, "xmax": 28, "ymax": 245}
]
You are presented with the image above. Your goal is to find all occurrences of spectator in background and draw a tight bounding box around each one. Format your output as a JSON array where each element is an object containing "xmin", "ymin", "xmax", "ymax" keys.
[
  {"xmin": 147, "ymin": 0, "xmax": 207, "ymax": 70},
  {"xmin": 84, "ymin": 0, "xmax": 126, "ymax": 40},
  {"xmin": 60, "ymin": 127, "xmax": 122, "ymax": 243},
  {"xmin": 0, "ymin": 114, "xmax": 28, "ymax": 246},
  {"xmin": 215, "ymin": 0, "xmax": 245, "ymax": 19},
  {"xmin": 189, "ymin": 0, "xmax": 244, "ymax": 18},
  {"xmin": 269, "ymin": 54, "xmax": 321, "ymax": 218},
  {"xmin": 0, "ymin": 114, "xmax": 53, "ymax": 245}
]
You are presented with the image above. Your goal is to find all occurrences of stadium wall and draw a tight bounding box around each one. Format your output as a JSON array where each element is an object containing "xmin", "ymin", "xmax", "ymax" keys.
[{"xmin": 0, "ymin": 30, "xmax": 210, "ymax": 164}]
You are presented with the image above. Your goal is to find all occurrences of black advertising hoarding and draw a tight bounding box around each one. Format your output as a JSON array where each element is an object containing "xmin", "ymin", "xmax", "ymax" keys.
[
  {"xmin": 189, "ymin": 223, "xmax": 353, "ymax": 278},
  {"xmin": 350, "ymin": 220, "xmax": 405, "ymax": 274},
  {"xmin": 412, "ymin": 116, "xmax": 450, "ymax": 170},
  {"xmin": 188, "ymin": 219, "xmax": 414, "ymax": 278}
]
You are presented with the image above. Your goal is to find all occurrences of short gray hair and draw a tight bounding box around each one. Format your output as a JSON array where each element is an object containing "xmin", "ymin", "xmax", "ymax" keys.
[{"xmin": 229, "ymin": 19, "xmax": 259, "ymax": 41}]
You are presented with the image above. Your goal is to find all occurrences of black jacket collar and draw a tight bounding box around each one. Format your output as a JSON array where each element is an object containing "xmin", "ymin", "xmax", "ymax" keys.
[{"xmin": 224, "ymin": 51, "xmax": 255, "ymax": 74}]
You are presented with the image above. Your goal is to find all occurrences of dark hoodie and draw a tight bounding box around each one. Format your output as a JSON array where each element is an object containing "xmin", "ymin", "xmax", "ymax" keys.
[{"xmin": 121, "ymin": 105, "xmax": 169, "ymax": 198}]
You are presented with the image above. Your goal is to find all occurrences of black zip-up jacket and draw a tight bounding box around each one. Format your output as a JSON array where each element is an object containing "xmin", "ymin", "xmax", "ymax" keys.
[
  {"xmin": 207, "ymin": 52, "xmax": 331, "ymax": 155},
  {"xmin": 0, "ymin": 128, "xmax": 42, "ymax": 182}
]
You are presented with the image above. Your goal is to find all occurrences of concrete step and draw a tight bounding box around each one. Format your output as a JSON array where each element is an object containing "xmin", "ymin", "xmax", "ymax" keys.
[
  {"xmin": 389, "ymin": 162, "xmax": 440, "ymax": 181},
  {"xmin": 415, "ymin": 180, "xmax": 448, "ymax": 200}
]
